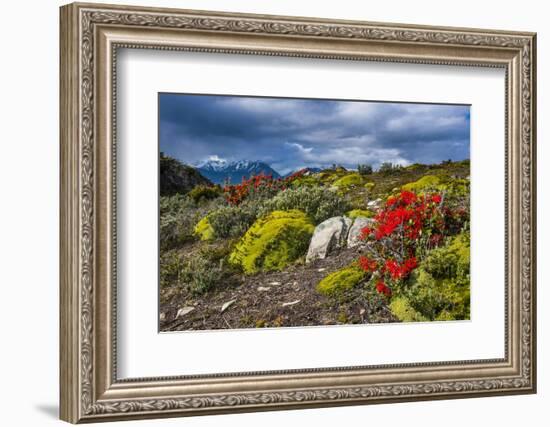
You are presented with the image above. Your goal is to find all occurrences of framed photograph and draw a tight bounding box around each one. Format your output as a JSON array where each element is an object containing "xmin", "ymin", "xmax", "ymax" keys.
[{"xmin": 60, "ymin": 2, "xmax": 537, "ymax": 423}]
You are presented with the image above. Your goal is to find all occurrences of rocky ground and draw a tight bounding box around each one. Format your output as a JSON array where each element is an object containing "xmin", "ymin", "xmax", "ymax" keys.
[{"xmin": 160, "ymin": 245, "xmax": 397, "ymax": 331}]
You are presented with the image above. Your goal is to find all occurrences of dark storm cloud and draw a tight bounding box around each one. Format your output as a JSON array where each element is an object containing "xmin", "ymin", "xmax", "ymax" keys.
[{"xmin": 159, "ymin": 93, "xmax": 470, "ymax": 175}]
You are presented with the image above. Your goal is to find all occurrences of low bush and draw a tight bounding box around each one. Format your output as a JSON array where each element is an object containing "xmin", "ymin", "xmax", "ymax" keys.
[
  {"xmin": 378, "ymin": 162, "xmax": 402, "ymax": 175},
  {"xmin": 188, "ymin": 185, "xmax": 222, "ymax": 204},
  {"xmin": 160, "ymin": 243, "xmax": 235, "ymax": 295},
  {"xmin": 346, "ymin": 209, "xmax": 374, "ymax": 219},
  {"xmin": 182, "ymin": 255, "xmax": 226, "ymax": 295},
  {"xmin": 259, "ymin": 186, "xmax": 350, "ymax": 224},
  {"xmin": 357, "ymin": 164, "xmax": 373, "ymax": 175},
  {"xmin": 207, "ymin": 203, "xmax": 259, "ymax": 239},
  {"xmin": 160, "ymin": 195, "xmax": 203, "ymax": 250}
]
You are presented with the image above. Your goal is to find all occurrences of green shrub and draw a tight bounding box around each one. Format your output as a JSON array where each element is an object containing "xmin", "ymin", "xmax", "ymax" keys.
[
  {"xmin": 316, "ymin": 264, "xmax": 366, "ymax": 297},
  {"xmin": 188, "ymin": 185, "xmax": 222, "ymax": 204},
  {"xmin": 207, "ymin": 204, "xmax": 259, "ymax": 239},
  {"xmin": 346, "ymin": 209, "xmax": 374, "ymax": 219},
  {"xmin": 391, "ymin": 233, "xmax": 470, "ymax": 322},
  {"xmin": 183, "ymin": 255, "xmax": 226, "ymax": 295},
  {"xmin": 160, "ymin": 195, "xmax": 205, "ymax": 250},
  {"xmin": 159, "ymin": 251, "xmax": 187, "ymax": 288},
  {"xmin": 378, "ymin": 162, "xmax": 402, "ymax": 175},
  {"xmin": 357, "ymin": 164, "xmax": 373, "ymax": 175},
  {"xmin": 160, "ymin": 245, "xmax": 233, "ymax": 295},
  {"xmin": 259, "ymin": 186, "xmax": 350, "ymax": 224},
  {"xmin": 229, "ymin": 210, "xmax": 314, "ymax": 274}
]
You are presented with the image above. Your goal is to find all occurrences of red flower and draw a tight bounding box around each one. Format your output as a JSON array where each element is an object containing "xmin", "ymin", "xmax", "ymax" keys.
[
  {"xmin": 431, "ymin": 194, "xmax": 442, "ymax": 204},
  {"xmin": 359, "ymin": 256, "xmax": 378, "ymax": 272},
  {"xmin": 400, "ymin": 190, "xmax": 417, "ymax": 205},
  {"xmin": 375, "ymin": 281, "xmax": 392, "ymax": 297}
]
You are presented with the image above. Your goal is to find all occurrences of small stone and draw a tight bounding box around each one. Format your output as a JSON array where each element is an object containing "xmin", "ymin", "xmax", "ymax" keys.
[
  {"xmin": 317, "ymin": 268, "xmax": 326, "ymax": 272},
  {"xmin": 268, "ymin": 281, "xmax": 281, "ymax": 286},
  {"xmin": 257, "ymin": 286, "xmax": 270, "ymax": 291},
  {"xmin": 282, "ymin": 300, "xmax": 301, "ymax": 307},
  {"xmin": 221, "ymin": 299, "xmax": 236, "ymax": 313},
  {"xmin": 159, "ymin": 312, "xmax": 166, "ymax": 321},
  {"xmin": 359, "ymin": 308, "xmax": 366, "ymax": 316},
  {"xmin": 176, "ymin": 306, "xmax": 195, "ymax": 318}
]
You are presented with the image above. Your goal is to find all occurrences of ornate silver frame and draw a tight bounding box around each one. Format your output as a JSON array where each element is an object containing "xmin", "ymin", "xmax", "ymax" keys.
[{"xmin": 60, "ymin": 2, "xmax": 537, "ymax": 423}]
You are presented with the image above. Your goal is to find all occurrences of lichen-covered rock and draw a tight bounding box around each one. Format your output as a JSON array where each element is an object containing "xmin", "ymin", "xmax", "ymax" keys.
[
  {"xmin": 305, "ymin": 216, "xmax": 352, "ymax": 263},
  {"xmin": 316, "ymin": 264, "xmax": 366, "ymax": 297},
  {"xmin": 229, "ymin": 210, "xmax": 314, "ymax": 274},
  {"xmin": 347, "ymin": 217, "xmax": 375, "ymax": 248}
]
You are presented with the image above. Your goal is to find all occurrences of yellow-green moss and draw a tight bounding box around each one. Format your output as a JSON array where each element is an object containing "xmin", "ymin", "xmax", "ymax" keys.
[
  {"xmin": 316, "ymin": 264, "xmax": 366, "ymax": 297},
  {"xmin": 364, "ymin": 182, "xmax": 375, "ymax": 191},
  {"xmin": 229, "ymin": 210, "xmax": 314, "ymax": 274},
  {"xmin": 394, "ymin": 233, "xmax": 470, "ymax": 322},
  {"xmin": 389, "ymin": 297, "xmax": 428, "ymax": 322},
  {"xmin": 401, "ymin": 174, "xmax": 442, "ymax": 192},
  {"xmin": 333, "ymin": 173, "xmax": 363, "ymax": 189},
  {"xmin": 194, "ymin": 216, "xmax": 215, "ymax": 241},
  {"xmin": 346, "ymin": 209, "xmax": 374, "ymax": 219}
]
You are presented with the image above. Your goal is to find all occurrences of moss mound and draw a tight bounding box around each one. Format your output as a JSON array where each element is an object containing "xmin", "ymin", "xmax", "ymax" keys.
[
  {"xmin": 401, "ymin": 175, "xmax": 442, "ymax": 192},
  {"xmin": 229, "ymin": 210, "xmax": 314, "ymax": 274},
  {"xmin": 317, "ymin": 264, "xmax": 366, "ymax": 297},
  {"xmin": 389, "ymin": 297, "xmax": 428, "ymax": 322},
  {"xmin": 364, "ymin": 182, "xmax": 375, "ymax": 191},
  {"xmin": 390, "ymin": 233, "xmax": 470, "ymax": 322},
  {"xmin": 194, "ymin": 215, "xmax": 215, "ymax": 241},
  {"xmin": 333, "ymin": 173, "xmax": 363, "ymax": 189},
  {"xmin": 346, "ymin": 209, "xmax": 374, "ymax": 219}
]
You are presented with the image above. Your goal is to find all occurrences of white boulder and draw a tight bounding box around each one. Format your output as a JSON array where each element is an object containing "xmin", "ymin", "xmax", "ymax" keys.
[
  {"xmin": 306, "ymin": 216, "xmax": 352, "ymax": 263},
  {"xmin": 347, "ymin": 217, "xmax": 375, "ymax": 248}
]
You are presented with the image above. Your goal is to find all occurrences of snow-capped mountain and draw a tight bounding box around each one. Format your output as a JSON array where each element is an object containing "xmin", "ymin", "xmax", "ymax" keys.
[{"xmin": 197, "ymin": 156, "xmax": 281, "ymax": 184}]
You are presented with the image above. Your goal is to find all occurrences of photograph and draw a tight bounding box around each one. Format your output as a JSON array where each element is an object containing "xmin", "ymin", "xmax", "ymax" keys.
[{"xmin": 158, "ymin": 93, "xmax": 471, "ymax": 331}]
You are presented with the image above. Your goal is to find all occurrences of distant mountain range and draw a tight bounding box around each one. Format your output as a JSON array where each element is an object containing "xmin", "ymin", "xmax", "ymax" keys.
[
  {"xmin": 197, "ymin": 158, "xmax": 281, "ymax": 184},
  {"xmin": 283, "ymin": 167, "xmax": 323, "ymax": 178}
]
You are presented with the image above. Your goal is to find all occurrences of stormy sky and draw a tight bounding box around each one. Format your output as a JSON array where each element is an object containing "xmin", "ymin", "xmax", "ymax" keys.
[{"xmin": 159, "ymin": 93, "xmax": 470, "ymax": 176}]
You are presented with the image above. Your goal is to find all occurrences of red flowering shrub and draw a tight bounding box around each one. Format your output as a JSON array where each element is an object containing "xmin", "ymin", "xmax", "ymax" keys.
[
  {"xmin": 357, "ymin": 189, "xmax": 468, "ymax": 297},
  {"xmin": 223, "ymin": 169, "xmax": 307, "ymax": 205}
]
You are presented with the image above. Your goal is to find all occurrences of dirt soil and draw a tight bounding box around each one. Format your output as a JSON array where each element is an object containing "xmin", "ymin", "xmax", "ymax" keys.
[{"xmin": 160, "ymin": 246, "xmax": 397, "ymax": 332}]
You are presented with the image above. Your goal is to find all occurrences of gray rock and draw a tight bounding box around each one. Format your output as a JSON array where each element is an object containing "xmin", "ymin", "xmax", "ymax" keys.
[
  {"xmin": 306, "ymin": 216, "xmax": 352, "ymax": 263},
  {"xmin": 367, "ymin": 198, "xmax": 381, "ymax": 208},
  {"xmin": 176, "ymin": 306, "xmax": 195, "ymax": 318},
  {"xmin": 257, "ymin": 286, "xmax": 270, "ymax": 291},
  {"xmin": 347, "ymin": 217, "xmax": 375, "ymax": 248}
]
